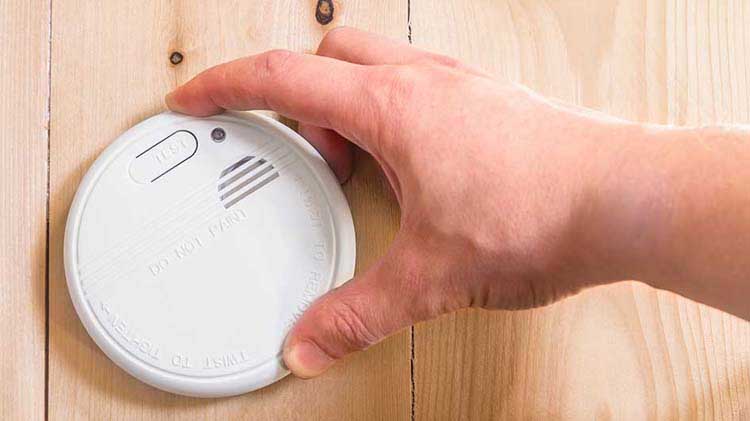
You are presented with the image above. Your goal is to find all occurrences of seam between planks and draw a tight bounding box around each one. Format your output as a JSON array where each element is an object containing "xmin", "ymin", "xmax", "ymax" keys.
[
  {"xmin": 410, "ymin": 327, "xmax": 416, "ymax": 421},
  {"xmin": 407, "ymin": 0, "xmax": 413, "ymax": 44},
  {"xmin": 407, "ymin": 2, "xmax": 416, "ymax": 419}
]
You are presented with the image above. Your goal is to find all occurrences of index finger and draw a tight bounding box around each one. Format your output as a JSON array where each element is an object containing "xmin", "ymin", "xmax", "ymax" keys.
[{"xmin": 165, "ymin": 49, "xmax": 381, "ymax": 150}]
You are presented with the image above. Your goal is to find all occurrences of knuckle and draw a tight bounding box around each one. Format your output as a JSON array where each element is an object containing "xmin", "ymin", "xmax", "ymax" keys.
[
  {"xmin": 422, "ymin": 53, "xmax": 464, "ymax": 70},
  {"xmin": 385, "ymin": 67, "xmax": 421, "ymax": 107},
  {"xmin": 393, "ymin": 234, "xmax": 476, "ymax": 317},
  {"xmin": 256, "ymin": 49, "xmax": 295, "ymax": 84},
  {"xmin": 415, "ymin": 53, "xmax": 489, "ymax": 78},
  {"xmin": 404, "ymin": 273, "xmax": 465, "ymax": 321},
  {"xmin": 389, "ymin": 249, "xmax": 461, "ymax": 320},
  {"xmin": 366, "ymin": 66, "xmax": 419, "ymax": 108},
  {"xmin": 401, "ymin": 272, "xmax": 441, "ymax": 319},
  {"xmin": 361, "ymin": 66, "xmax": 420, "ymax": 142},
  {"xmin": 318, "ymin": 26, "xmax": 351, "ymax": 54},
  {"xmin": 418, "ymin": 274, "xmax": 467, "ymax": 318},
  {"xmin": 327, "ymin": 299, "xmax": 379, "ymax": 352}
]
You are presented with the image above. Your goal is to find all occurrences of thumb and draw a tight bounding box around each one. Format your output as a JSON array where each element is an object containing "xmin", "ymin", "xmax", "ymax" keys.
[{"xmin": 283, "ymin": 242, "xmax": 430, "ymax": 378}]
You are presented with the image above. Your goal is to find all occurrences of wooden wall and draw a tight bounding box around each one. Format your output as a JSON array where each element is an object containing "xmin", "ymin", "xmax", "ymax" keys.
[{"xmin": 0, "ymin": 1, "xmax": 748, "ymax": 419}]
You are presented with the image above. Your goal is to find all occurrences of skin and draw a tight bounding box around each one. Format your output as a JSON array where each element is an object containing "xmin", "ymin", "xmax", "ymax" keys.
[{"xmin": 166, "ymin": 27, "xmax": 750, "ymax": 379}]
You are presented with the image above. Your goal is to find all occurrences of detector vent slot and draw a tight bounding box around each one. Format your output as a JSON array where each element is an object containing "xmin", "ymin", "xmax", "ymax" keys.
[
  {"xmin": 220, "ymin": 155, "xmax": 253, "ymax": 177},
  {"xmin": 218, "ymin": 155, "xmax": 279, "ymax": 209}
]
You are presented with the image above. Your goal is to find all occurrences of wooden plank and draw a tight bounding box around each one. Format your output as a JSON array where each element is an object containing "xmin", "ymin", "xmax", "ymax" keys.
[
  {"xmin": 410, "ymin": 0, "xmax": 750, "ymax": 419},
  {"xmin": 48, "ymin": 1, "xmax": 408, "ymax": 419},
  {"xmin": 0, "ymin": 1, "xmax": 49, "ymax": 419}
]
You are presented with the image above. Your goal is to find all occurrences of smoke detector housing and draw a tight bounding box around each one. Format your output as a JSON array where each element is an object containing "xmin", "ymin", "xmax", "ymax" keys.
[{"xmin": 64, "ymin": 111, "xmax": 356, "ymax": 397}]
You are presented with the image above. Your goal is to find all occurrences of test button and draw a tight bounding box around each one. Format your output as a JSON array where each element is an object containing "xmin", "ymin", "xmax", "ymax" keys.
[{"xmin": 129, "ymin": 130, "xmax": 198, "ymax": 183}]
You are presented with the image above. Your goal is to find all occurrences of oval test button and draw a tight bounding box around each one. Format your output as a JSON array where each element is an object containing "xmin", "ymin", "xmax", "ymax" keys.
[{"xmin": 129, "ymin": 130, "xmax": 198, "ymax": 183}]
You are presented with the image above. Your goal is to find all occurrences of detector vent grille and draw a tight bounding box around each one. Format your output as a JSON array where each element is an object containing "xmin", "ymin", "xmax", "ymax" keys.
[{"xmin": 218, "ymin": 155, "xmax": 280, "ymax": 209}]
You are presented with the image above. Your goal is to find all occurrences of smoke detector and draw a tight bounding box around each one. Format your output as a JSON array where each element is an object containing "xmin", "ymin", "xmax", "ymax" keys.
[{"xmin": 64, "ymin": 111, "xmax": 356, "ymax": 397}]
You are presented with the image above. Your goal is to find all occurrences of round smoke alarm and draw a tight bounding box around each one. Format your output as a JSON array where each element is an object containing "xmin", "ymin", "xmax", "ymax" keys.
[{"xmin": 64, "ymin": 111, "xmax": 356, "ymax": 397}]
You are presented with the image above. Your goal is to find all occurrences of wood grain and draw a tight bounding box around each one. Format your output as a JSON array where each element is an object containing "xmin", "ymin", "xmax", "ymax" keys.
[
  {"xmin": 410, "ymin": 1, "xmax": 750, "ymax": 420},
  {"xmin": 3, "ymin": 0, "xmax": 744, "ymax": 419},
  {"xmin": 0, "ymin": 1, "xmax": 49, "ymax": 419},
  {"xmin": 47, "ymin": 1, "xmax": 407, "ymax": 419}
]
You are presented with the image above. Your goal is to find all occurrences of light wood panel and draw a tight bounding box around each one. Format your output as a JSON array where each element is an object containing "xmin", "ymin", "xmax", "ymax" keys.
[
  {"xmin": 0, "ymin": 1, "xmax": 49, "ymax": 419},
  {"xmin": 16, "ymin": 0, "xmax": 750, "ymax": 418},
  {"xmin": 410, "ymin": 0, "xmax": 750, "ymax": 420},
  {"xmin": 48, "ymin": 1, "xmax": 407, "ymax": 419}
]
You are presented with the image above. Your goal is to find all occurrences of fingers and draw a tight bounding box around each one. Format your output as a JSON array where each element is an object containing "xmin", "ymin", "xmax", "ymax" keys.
[
  {"xmin": 318, "ymin": 26, "xmax": 490, "ymax": 77},
  {"xmin": 298, "ymin": 123, "xmax": 353, "ymax": 183},
  {"xmin": 283, "ymin": 239, "xmax": 435, "ymax": 378},
  {"xmin": 317, "ymin": 26, "xmax": 423, "ymax": 65},
  {"xmin": 165, "ymin": 50, "xmax": 380, "ymax": 149}
]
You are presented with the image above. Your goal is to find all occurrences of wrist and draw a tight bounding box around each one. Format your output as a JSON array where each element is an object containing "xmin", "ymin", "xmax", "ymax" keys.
[{"xmin": 564, "ymin": 119, "xmax": 672, "ymax": 289}]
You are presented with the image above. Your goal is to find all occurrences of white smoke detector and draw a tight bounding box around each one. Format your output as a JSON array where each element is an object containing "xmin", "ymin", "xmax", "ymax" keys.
[{"xmin": 64, "ymin": 111, "xmax": 356, "ymax": 397}]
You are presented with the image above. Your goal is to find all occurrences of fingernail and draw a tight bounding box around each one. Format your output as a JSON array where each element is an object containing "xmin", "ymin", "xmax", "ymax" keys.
[{"xmin": 283, "ymin": 341, "xmax": 334, "ymax": 379}]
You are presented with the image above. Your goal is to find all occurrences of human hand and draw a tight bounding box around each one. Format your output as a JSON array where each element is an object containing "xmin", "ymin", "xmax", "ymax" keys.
[{"xmin": 166, "ymin": 27, "xmax": 750, "ymax": 379}]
